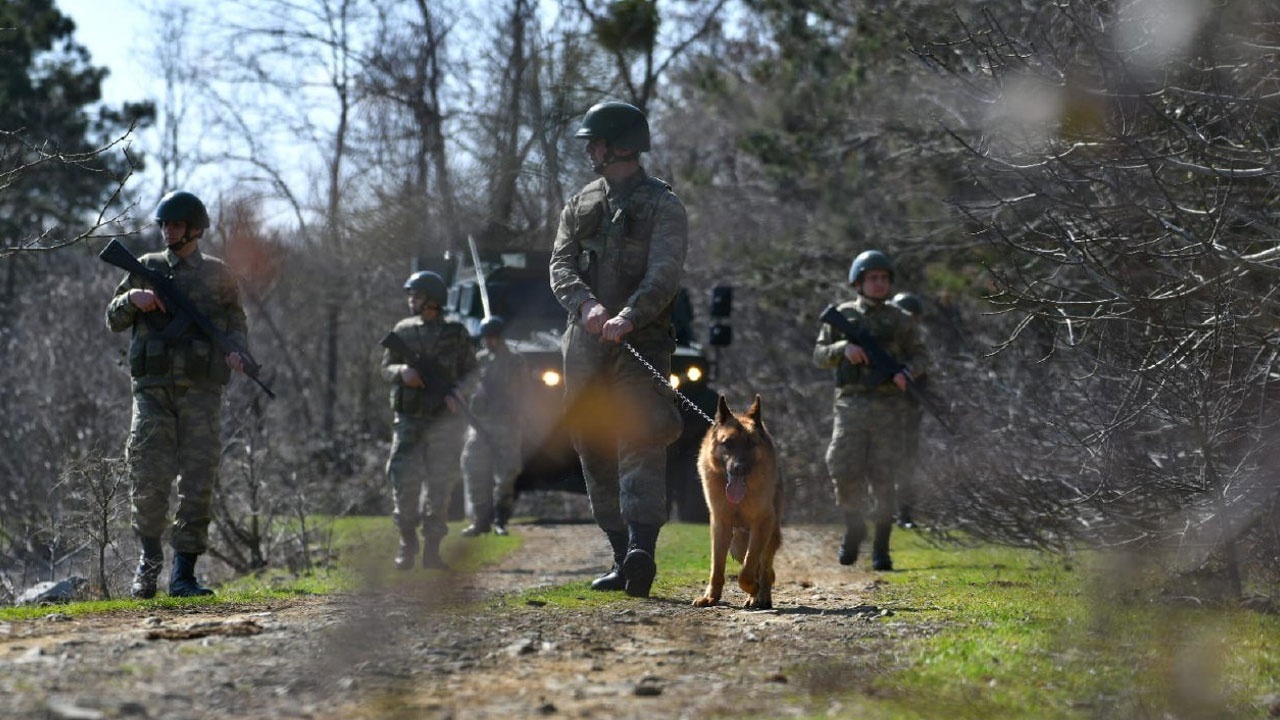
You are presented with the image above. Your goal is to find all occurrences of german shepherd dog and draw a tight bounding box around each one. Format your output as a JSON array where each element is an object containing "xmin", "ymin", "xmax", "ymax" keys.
[{"xmin": 692, "ymin": 395, "xmax": 782, "ymax": 610}]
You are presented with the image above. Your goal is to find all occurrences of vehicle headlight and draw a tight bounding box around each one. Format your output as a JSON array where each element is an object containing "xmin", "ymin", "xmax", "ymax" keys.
[
  {"xmin": 541, "ymin": 369, "xmax": 562, "ymax": 387},
  {"xmin": 669, "ymin": 373, "xmax": 681, "ymax": 389},
  {"xmin": 685, "ymin": 365, "xmax": 703, "ymax": 383}
]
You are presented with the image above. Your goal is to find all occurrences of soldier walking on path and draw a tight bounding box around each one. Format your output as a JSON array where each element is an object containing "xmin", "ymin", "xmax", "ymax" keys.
[
  {"xmin": 381, "ymin": 271, "xmax": 477, "ymax": 570},
  {"xmin": 459, "ymin": 316, "xmax": 528, "ymax": 537},
  {"xmin": 550, "ymin": 100, "xmax": 688, "ymax": 598},
  {"xmin": 813, "ymin": 250, "xmax": 928, "ymax": 571},
  {"xmin": 889, "ymin": 291, "xmax": 928, "ymax": 529},
  {"xmin": 105, "ymin": 191, "xmax": 251, "ymax": 599}
]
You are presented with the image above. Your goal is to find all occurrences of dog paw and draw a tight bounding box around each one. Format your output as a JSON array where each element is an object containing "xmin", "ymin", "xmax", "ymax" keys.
[
  {"xmin": 743, "ymin": 597, "xmax": 773, "ymax": 611},
  {"xmin": 692, "ymin": 595, "xmax": 719, "ymax": 608}
]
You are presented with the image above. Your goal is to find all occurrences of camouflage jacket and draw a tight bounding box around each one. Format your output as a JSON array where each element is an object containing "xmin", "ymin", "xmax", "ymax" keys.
[
  {"xmin": 381, "ymin": 316, "xmax": 478, "ymax": 415},
  {"xmin": 549, "ymin": 169, "xmax": 688, "ymax": 330},
  {"xmin": 463, "ymin": 344, "xmax": 528, "ymax": 422},
  {"xmin": 104, "ymin": 246, "xmax": 248, "ymax": 390},
  {"xmin": 813, "ymin": 295, "xmax": 928, "ymax": 394}
]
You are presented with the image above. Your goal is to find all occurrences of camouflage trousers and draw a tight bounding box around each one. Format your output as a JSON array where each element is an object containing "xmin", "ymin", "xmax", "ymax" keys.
[
  {"xmin": 461, "ymin": 421, "xmax": 522, "ymax": 525},
  {"xmin": 126, "ymin": 384, "xmax": 223, "ymax": 554},
  {"xmin": 386, "ymin": 410, "xmax": 465, "ymax": 541},
  {"xmin": 562, "ymin": 322, "xmax": 682, "ymax": 531},
  {"xmin": 825, "ymin": 391, "xmax": 911, "ymax": 525}
]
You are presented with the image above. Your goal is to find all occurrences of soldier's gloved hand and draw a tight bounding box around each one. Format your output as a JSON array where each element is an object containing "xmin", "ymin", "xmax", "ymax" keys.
[
  {"xmin": 401, "ymin": 367, "xmax": 425, "ymax": 389},
  {"xmin": 225, "ymin": 352, "xmax": 246, "ymax": 374},
  {"xmin": 843, "ymin": 343, "xmax": 869, "ymax": 366},
  {"xmin": 580, "ymin": 300, "xmax": 608, "ymax": 335},
  {"xmin": 128, "ymin": 289, "xmax": 166, "ymax": 313},
  {"xmin": 601, "ymin": 316, "xmax": 634, "ymax": 344}
]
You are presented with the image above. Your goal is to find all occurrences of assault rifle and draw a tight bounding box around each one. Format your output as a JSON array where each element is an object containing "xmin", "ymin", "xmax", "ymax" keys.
[
  {"xmin": 379, "ymin": 331, "xmax": 497, "ymax": 447},
  {"xmin": 99, "ymin": 239, "xmax": 276, "ymax": 398},
  {"xmin": 819, "ymin": 304, "xmax": 954, "ymax": 435}
]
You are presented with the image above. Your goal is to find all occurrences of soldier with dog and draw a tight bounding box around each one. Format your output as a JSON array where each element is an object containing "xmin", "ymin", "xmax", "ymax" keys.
[
  {"xmin": 814, "ymin": 250, "xmax": 928, "ymax": 571},
  {"xmin": 550, "ymin": 100, "xmax": 688, "ymax": 598}
]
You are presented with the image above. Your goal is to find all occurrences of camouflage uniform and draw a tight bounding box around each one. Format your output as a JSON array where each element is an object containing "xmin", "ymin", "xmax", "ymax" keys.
[
  {"xmin": 105, "ymin": 246, "xmax": 247, "ymax": 555},
  {"xmin": 550, "ymin": 170, "xmax": 687, "ymax": 532},
  {"xmin": 381, "ymin": 315, "xmax": 477, "ymax": 544},
  {"xmin": 813, "ymin": 295, "xmax": 927, "ymax": 527},
  {"xmin": 460, "ymin": 341, "xmax": 528, "ymax": 529}
]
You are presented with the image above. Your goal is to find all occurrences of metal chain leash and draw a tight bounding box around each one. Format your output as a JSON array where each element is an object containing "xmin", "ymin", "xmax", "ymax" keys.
[{"xmin": 623, "ymin": 341, "xmax": 715, "ymax": 426}]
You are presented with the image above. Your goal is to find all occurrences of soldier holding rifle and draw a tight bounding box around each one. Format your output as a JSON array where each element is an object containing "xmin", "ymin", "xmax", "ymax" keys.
[
  {"xmin": 104, "ymin": 190, "xmax": 253, "ymax": 599},
  {"xmin": 380, "ymin": 271, "xmax": 477, "ymax": 570},
  {"xmin": 813, "ymin": 249, "xmax": 929, "ymax": 572}
]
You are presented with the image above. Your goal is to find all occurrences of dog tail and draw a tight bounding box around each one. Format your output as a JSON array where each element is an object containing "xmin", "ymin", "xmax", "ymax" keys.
[{"xmin": 730, "ymin": 527, "xmax": 749, "ymax": 564}]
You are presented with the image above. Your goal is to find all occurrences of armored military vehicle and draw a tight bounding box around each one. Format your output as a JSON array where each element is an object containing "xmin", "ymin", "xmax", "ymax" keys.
[{"xmin": 440, "ymin": 248, "xmax": 730, "ymax": 522}]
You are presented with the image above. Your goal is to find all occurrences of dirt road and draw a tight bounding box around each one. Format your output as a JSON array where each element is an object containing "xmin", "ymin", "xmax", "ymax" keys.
[{"xmin": 0, "ymin": 523, "xmax": 915, "ymax": 719}]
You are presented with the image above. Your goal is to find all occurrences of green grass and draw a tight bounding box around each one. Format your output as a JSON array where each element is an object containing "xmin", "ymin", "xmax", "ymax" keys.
[{"xmin": 849, "ymin": 533, "xmax": 1280, "ymax": 719}]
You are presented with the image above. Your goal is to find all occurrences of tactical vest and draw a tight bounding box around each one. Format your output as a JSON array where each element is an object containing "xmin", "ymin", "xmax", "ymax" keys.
[
  {"xmin": 834, "ymin": 302, "xmax": 909, "ymax": 393},
  {"xmin": 127, "ymin": 253, "xmax": 234, "ymax": 387},
  {"xmin": 570, "ymin": 174, "xmax": 675, "ymax": 327}
]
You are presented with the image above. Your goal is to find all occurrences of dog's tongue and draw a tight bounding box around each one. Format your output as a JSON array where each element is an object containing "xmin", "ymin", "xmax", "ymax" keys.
[{"xmin": 726, "ymin": 475, "xmax": 747, "ymax": 505}]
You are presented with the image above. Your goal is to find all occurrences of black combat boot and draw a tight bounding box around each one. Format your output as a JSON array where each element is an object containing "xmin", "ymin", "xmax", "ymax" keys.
[
  {"xmin": 838, "ymin": 517, "xmax": 866, "ymax": 566},
  {"xmin": 460, "ymin": 522, "xmax": 491, "ymax": 537},
  {"xmin": 169, "ymin": 552, "xmax": 215, "ymax": 597},
  {"xmin": 420, "ymin": 534, "xmax": 447, "ymax": 570},
  {"xmin": 871, "ymin": 522, "xmax": 894, "ymax": 571},
  {"xmin": 590, "ymin": 530, "xmax": 629, "ymax": 591},
  {"xmin": 622, "ymin": 523, "xmax": 660, "ymax": 598},
  {"xmin": 897, "ymin": 505, "xmax": 915, "ymax": 529},
  {"xmin": 130, "ymin": 537, "xmax": 164, "ymax": 600},
  {"xmin": 394, "ymin": 526, "xmax": 419, "ymax": 571},
  {"xmin": 493, "ymin": 501, "xmax": 513, "ymax": 536}
]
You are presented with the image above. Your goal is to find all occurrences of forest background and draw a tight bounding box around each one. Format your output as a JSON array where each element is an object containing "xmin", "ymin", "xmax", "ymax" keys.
[{"xmin": 2, "ymin": 0, "xmax": 1277, "ymax": 606}]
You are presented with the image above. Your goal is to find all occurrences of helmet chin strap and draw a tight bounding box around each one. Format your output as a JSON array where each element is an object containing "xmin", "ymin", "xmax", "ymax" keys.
[
  {"xmin": 593, "ymin": 146, "xmax": 638, "ymax": 174},
  {"xmin": 166, "ymin": 229, "xmax": 199, "ymax": 252}
]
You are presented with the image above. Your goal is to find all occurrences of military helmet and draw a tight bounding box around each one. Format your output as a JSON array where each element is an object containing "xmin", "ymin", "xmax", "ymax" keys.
[
  {"xmin": 155, "ymin": 191, "xmax": 210, "ymax": 230},
  {"xmin": 891, "ymin": 292, "xmax": 923, "ymax": 316},
  {"xmin": 574, "ymin": 101, "xmax": 650, "ymax": 152},
  {"xmin": 403, "ymin": 271, "xmax": 447, "ymax": 306},
  {"xmin": 479, "ymin": 316, "xmax": 506, "ymax": 337},
  {"xmin": 848, "ymin": 249, "xmax": 894, "ymax": 286}
]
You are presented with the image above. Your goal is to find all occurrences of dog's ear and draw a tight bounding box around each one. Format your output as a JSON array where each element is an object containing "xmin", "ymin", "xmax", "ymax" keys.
[
  {"xmin": 747, "ymin": 394, "xmax": 762, "ymax": 422},
  {"xmin": 715, "ymin": 395, "xmax": 733, "ymax": 424}
]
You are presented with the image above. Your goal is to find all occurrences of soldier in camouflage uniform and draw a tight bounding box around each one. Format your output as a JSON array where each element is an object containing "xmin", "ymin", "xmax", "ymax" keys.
[
  {"xmin": 550, "ymin": 100, "xmax": 687, "ymax": 598},
  {"xmin": 105, "ymin": 190, "xmax": 250, "ymax": 599},
  {"xmin": 889, "ymin": 291, "xmax": 927, "ymax": 529},
  {"xmin": 813, "ymin": 250, "xmax": 927, "ymax": 571},
  {"xmin": 459, "ymin": 316, "xmax": 528, "ymax": 537},
  {"xmin": 381, "ymin": 270, "xmax": 478, "ymax": 570}
]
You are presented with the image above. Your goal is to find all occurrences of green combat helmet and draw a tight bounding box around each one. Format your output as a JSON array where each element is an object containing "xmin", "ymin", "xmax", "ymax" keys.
[
  {"xmin": 890, "ymin": 292, "xmax": 923, "ymax": 317},
  {"xmin": 575, "ymin": 101, "xmax": 650, "ymax": 152},
  {"xmin": 404, "ymin": 271, "xmax": 447, "ymax": 306},
  {"xmin": 479, "ymin": 316, "xmax": 506, "ymax": 337},
  {"xmin": 155, "ymin": 191, "xmax": 210, "ymax": 230},
  {"xmin": 848, "ymin": 249, "xmax": 894, "ymax": 286}
]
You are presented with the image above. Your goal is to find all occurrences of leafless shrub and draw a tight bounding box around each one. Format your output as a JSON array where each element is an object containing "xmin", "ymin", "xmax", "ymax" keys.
[{"xmin": 913, "ymin": 0, "xmax": 1280, "ymax": 595}]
